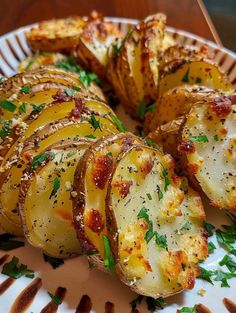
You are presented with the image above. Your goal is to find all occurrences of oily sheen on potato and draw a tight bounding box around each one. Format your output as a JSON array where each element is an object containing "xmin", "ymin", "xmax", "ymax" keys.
[
  {"xmin": 179, "ymin": 95, "xmax": 236, "ymax": 211},
  {"xmin": 106, "ymin": 145, "xmax": 208, "ymax": 297}
]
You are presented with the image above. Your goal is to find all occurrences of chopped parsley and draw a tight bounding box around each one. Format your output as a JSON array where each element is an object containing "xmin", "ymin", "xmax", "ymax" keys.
[
  {"xmin": 112, "ymin": 43, "xmax": 122, "ymax": 54},
  {"xmin": 109, "ymin": 114, "xmax": 127, "ymax": 132},
  {"xmin": 72, "ymin": 85, "xmax": 81, "ymax": 92},
  {"xmin": 84, "ymin": 134, "xmax": 96, "ymax": 139},
  {"xmin": 20, "ymin": 85, "xmax": 31, "ymax": 94},
  {"xmin": 0, "ymin": 233, "xmax": 24, "ymax": 251},
  {"xmin": 130, "ymin": 295, "xmax": 165, "ymax": 312},
  {"xmin": 219, "ymin": 254, "xmax": 236, "ymax": 273},
  {"xmin": 31, "ymin": 103, "xmax": 45, "ymax": 112},
  {"xmin": 203, "ymin": 221, "xmax": 215, "ymax": 237},
  {"xmin": 0, "ymin": 100, "xmax": 16, "ymax": 112},
  {"xmin": 198, "ymin": 266, "xmax": 236, "ymax": 287},
  {"xmin": 146, "ymin": 193, "xmax": 152, "ymax": 200},
  {"xmin": 48, "ymin": 292, "xmax": 62, "ymax": 305},
  {"xmin": 137, "ymin": 207, "xmax": 168, "ymax": 249},
  {"xmin": 2, "ymin": 256, "xmax": 34, "ymax": 279},
  {"xmin": 216, "ymin": 228, "xmax": 236, "ymax": 255},
  {"xmin": 189, "ymin": 135, "xmax": 208, "ymax": 143},
  {"xmin": 0, "ymin": 120, "xmax": 11, "ymax": 138},
  {"xmin": 180, "ymin": 221, "xmax": 192, "ymax": 231},
  {"xmin": 89, "ymin": 114, "xmax": 101, "ymax": 131},
  {"xmin": 137, "ymin": 100, "xmax": 155, "ymax": 120},
  {"xmin": 19, "ymin": 102, "xmax": 26, "ymax": 113},
  {"xmin": 181, "ymin": 68, "xmax": 190, "ymax": 83},
  {"xmin": 214, "ymin": 134, "xmax": 219, "ymax": 141},
  {"xmin": 161, "ymin": 167, "xmax": 170, "ymax": 192},
  {"xmin": 106, "ymin": 152, "xmax": 113, "ymax": 158},
  {"xmin": 50, "ymin": 177, "xmax": 60, "ymax": 198},
  {"xmin": 79, "ymin": 71, "xmax": 100, "ymax": 88},
  {"xmin": 179, "ymin": 306, "xmax": 197, "ymax": 313},
  {"xmin": 208, "ymin": 241, "xmax": 216, "ymax": 253},
  {"xmin": 157, "ymin": 188, "xmax": 163, "ymax": 201},
  {"xmin": 145, "ymin": 138, "xmax": 157, "ymax": 148},
  {"xmin": 30, "ymin": 152, "xmax": 54, "ymax": 170},
  {"xmin": 198, "ymin": 266, "xmax": 214, "ymax": 284},
  {"xmin": 103, "ymin": 235, "xmax": 115, "ymax": 272},
  {"xmin": 43, "ymin": 254, "xmax": 64, "ymax": 269}
]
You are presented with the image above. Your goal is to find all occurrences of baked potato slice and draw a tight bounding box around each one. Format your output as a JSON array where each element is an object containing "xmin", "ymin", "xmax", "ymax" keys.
[
  {"xmin": 158, "ymin": 59, "xmax": 234, "ymax": 99},
  {"xmin": 106, "ymin": 145, "xmax": 207, "ymax": 297},
  {"xmin": 144, "ymin": 85, "xmax": 223, "ymax": 134},
  {"xmin": 0, "ymin": 116, "xmax": 119, "ymax": 234},
  {"xmin": 179, "ymin": 95, "xmax": 236, "ymax": 211},
  {"xmin": 19, "ymin": 141, "xmax": 91, "ymax": 258},
  {"xmin": 76, "ymin": 19, "xmax": 122, "ymax": 78},
  {"xmin": 18, "ymin": 52, "xmax": 67, "ymax": 73},
  {"xmin": 26, "ymin": 17, "xmax": 85, "ymax": 53},
  {"xmin": 0, "ymin": 94, "xmax": 116, "ymax": 164},
  {"xmin": 73, "ymin": 132, "xmax": 143, "ymax": 258}
]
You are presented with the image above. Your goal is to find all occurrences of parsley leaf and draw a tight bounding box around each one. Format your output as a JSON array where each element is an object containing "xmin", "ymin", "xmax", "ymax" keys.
[
  {"xmin": 84, "ymin": 134, "xmax": 96, "ymax": 139},
  {"xmin": 2, "ymin": 256, "xmax": 34, "ymax": 279},
  {"xmin": 208, "ymin": 241, "xmax": 216, "ymax": 254},
  {"xmin": 0, "ymin": 100, "xmax": 16, "ymax": 112},
  {"xmin": 180, "ymin": 221, "xmax": 192, "ymax": 231},
  {"xmin": 48, "ymin": 292, "xmax": 62, "ymax": 305},
  {"xmin": 19, "ymin": 102, "xmax": 26, "ymax": 113},
  {"xmin": 137, "ymin": 100, "xmax": 155, "ymax": 120},
  {"xmin": 161, "ymin": 167, "xmax": 170, "ymax": 192},
  {"xmin": 79, "ymin": 71, "xmax": 100, "ymax": 88},
  {"xmin": 155, "ymin": 232, "xmax": 168, "ymax": 249},
  {"xmin": 0, "ymin": 120, "xmax": 11, "ymax": 138},
  {"xmin": 109, "ymin": 114, "xmax": 127, "ymax": 132},
  {"xmin": 146, "ymin": 297, "xmax": 166, "ymax": 311},
  {"xmin": 198, "ymin": 266, "xmax": 214, "ymax": 284},
  {"xmin": 146, "ymin": 193, "xmax": 152, "ymax": 200},
  {"xmin": 182, "ymin": 68, "xmax": 190, "ymax": 83},
  {"xmin": 43, "ymin": 254, "xmax": 64, "ymax": 269},
  {"xmin": 145, "ymin": 138, "xmax": 157, "ymax": 148},
  {"xmin": 89, "ymin": 114, "xmax": 101, "ymax": 131},
  {"xmin": 189, "ymin": 135, "xmax": 208, "ymax": 143},
  {"xmin": 0, "ymin": 233, "xmax": 24, "ymax": 251},
  {"xmin": 214, "ymin": 134, "xmax": 219, "ymax": 141},
  {"xmin": 203, "ymin": 221, "xmax": 215, "ymax": 237},
  {"xmin": 31, "ymin": 103, "xmax": 45, "ymax": 112},
  {"xmin": 103, "ymin": 235, "xmax": 115, "ymax": 272},
  {"xmin": 214, "ymin": 269, "xmax": 236, "ymax": 287},
  {"xmin": 30, "ymin": 152, "xmax": 54, "ymax": 170},
  {"xmin": 219, "ymin": 254, "xmax": 236, "ymax": 273},
  {"xmin": 179, "ymin": 306, "xmax": 197, "ymax": 313},
  {"xmin": 50, "ymin": 177, "xmax": 60, "ymax": 198},
  {"xmin": 137, "ymin": 207, "xmax": 149, "ymax": 222},
  {"xmin": 72, "ymin": 85, "xmax": 81, "ymax": 92},
  {"xmin": 216, "ymin": 229, "xmax": 236, "ymax": 255},
  {"xmin": 20, "ymin": 85, "xmax": 31, "ymax": 94}
]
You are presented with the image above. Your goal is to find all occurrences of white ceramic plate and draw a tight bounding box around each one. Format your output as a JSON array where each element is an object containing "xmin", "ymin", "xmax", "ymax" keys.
[{"xmin": 0, "ymin": 17, "xmax": 236, "ymax": 313}]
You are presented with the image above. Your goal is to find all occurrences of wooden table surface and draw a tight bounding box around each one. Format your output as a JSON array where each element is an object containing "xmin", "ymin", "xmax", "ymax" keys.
[{"xmin": 0, "ymin": 0, "xmax": 221, "ymax": 44}]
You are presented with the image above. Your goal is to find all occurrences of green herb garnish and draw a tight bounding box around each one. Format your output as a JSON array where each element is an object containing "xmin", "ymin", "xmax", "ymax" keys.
[
  {"xmin": 72, "ymin": 86, "xmax": 81, "ymax": 92},
  {"xmin": 30, "ymin": 152, "xmax": 54, "ymax": 170},
  {"xmin": 179, "ymin": 306, "xmax": 197, "ymax": 313},
  {"xmin": 145, "ymin": 138, "xmax": 157, "ymax": 148},
  {"xmin": 189, "ymin": 135, "xmax": 208, "ymax": 143},
  {"xmin": 43, "ymin": 254, "xmax": 64, "ymax": 269},
  {"xmin": 84, "ymin": 134, "xmax": 96, "ymax": 139},
  {"xmin": 109, "ymin": 114, "xmax": 127, "ymax": 132},
  {"xmin": 203, "ymin": 221, "xmax": 215, "ymax": 237},
  {"xmin": 216, "ymin": 228, "xmax": 236, "ymax": 255},
  {"xmin": 157, "ymin": 188, "xmax": 163, "ymax": 201},
  {"xmin": 0, "ymin": 100, "xmax": 16, "ymax": 112},
  {"xmin": 147, "ymin": 193, "xmax": 152, "ymax": 200},
  {"xmin": 180, "ymin": 221, "xmax": 192, "ymax": 231},
  {"xmin": 103, "ymin": 235, "xmax": 115, "ymax": 272},
  {"xmin": 19, "ymin": 102, "xmax": 26, "ymax": 113},
  {"xmin": 20, "ymin": 85, "xmax": 31, "ymax": 94},
  {"xmin": 2, "ymin": 256, "xmax": 34, "ymax": 279},
  {"xmin": 0, "ymin": 120, "xmax": 11, "ymax": 138},
  {"xmin": 79, "ymin": 71, "xmax": 100, "ymax": 88},
  {"xmin": 48, "ymin": 292, "xmax": 62, "ymax": 305},
  {"xmin": 198, "ymin": 266, "xmax": 236, "ymax": 287},
  {"xmin": 155, "ymin": 232, "xmax": 168, "ymax": 249},
  {"xmin": 161, "ymin": 167, "xmax": 170, "ymax": 192},
  {"xmin": 130, "ymin": 295, "xmax": 165, "ymax": 312},
  {"xmin": 50, "ymin": 177, "xmax": 60, "ymax": 198},
  {"xmin": 137, "ymin": 100, "xmax": 155, "ymax": 120},
  {"xmin": 219, "ymin": 254, "xmax": 236, "ymax": 273},
  {"xmin": 130, "ymin": 295, "xmax": 143, "ymax": 310},
  {"xmin": 198, "ymin": 266, "xmax": 214, "ymax": 284},
  {"xmin": 89, "ymin": 114, "xmax": 101, "ymax": 131},
  {"xmin": 182, "ymin": 68, "xmax": 190, "ymax": 83},
  {"xmin": 214, "ymin": 134, "xmax": 219, "ymax": 141},
  {"xmin": 208, "ymin": 241, "xmax": 216, "ymax": 253},
  {"xmin": 0, "ymin": 233, "xmax": 24, "ymax": 251},
  {"xmin": 31, "ymin": 103, "xmax": 45, "ymax": 112}
]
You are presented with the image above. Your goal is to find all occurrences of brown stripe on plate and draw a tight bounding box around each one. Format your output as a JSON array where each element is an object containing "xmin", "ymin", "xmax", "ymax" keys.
[
  {"xmin": 6, "ymin": 38, "xmax": 21, "ymax": 62},
  {"xmin": 0, "ymin": 49, "xmax": 15, "ymax": 71},
  {"xmin": 0, "ymin": 254, "xmax": 9, "ymax": 266},
  {"xmin": 15, "ymin": 35, "xmax": 28, "ymax": 57},
  {"xmin": 218, "ymin": 53, "xmax": 227, "ymax": 67},
  {"xmin": 227, "ymin": 60, "xmax": 236, "ymax": 76},
  {"xmin": 0, "ymin": 277, "xmax": 15, "ymax": 295},
  {"xmin": 105, "ymin": 301, "xmax": 114, "ymax": 313},
  {"xmin": 10, "ymin": 277, "xmax": 42, "ymax": 313},
  {"xmin": 40, "ymin": 286, "xmax": 67, "ymax": 313},
  {"xmin": 223, "ymin": 298, "xmax": 236, "ymax": 313},
  {"xmin": 196, "ymin": 304, "xmax": 212, "ymax": 313},
  {"xmin": 75, "ymin": 295, "xmax": 92, "ymax": 313}
]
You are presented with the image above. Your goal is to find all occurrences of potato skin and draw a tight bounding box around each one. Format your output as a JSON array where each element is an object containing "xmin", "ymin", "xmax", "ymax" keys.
[{"xmin": 26, "ymin": 17, "xmax": 86, "ymax": 53}]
